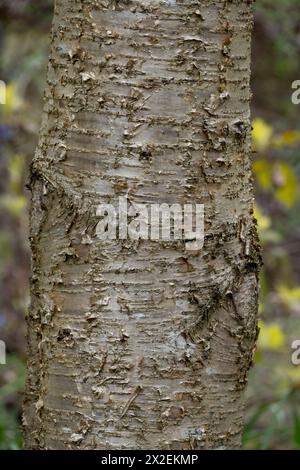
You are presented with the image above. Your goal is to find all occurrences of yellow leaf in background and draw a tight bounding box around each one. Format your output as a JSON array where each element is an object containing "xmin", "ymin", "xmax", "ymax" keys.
[
  {"xmin": 253, "ymin": 205, "xmax": 271, "ymax": 233},
  {"xmin": 8, "ymin": 154, "xmax": 25, "ymax": 193},
  {"xmin": 2, "ymin": 82, "xmax": 22, "ymax": 116},
  {"xmin": 275, "ymin": 366, "xmax": 300, "ymax": 396},
  {"xmin": 252, "ymin": 118, "xmax": 273, "ymax": 151},
  {"xmin": 278, "ymin": 285, "xmax": 300, "ymax": 307},
  {"xmin": 254, "ymin": 350, "xmax": 263, "ymax": 364},
  {"xmin": 273, "ymin": 163, "xmax": 298, "ymax": 208},
  {"xmin": 286, "ymin": 367, "xmax": 300, "ymax": 387},
  {"xmin": 257, "ymin": 320, "xmax": 286, "ymax": 351},
  {"xmin": 273, "ymin": 130, "xmax": 300, "ymax": 148},
  {"xmin": 253, "ymin": 160, "xmax": 272, "ymax": 189},
  {"xmin": 253, "ymin": 161, "xmax": 298, "ymax": 208},
  {"xmin": 0, "ymin": 195, "xmax": 27, "ymax": 218}
]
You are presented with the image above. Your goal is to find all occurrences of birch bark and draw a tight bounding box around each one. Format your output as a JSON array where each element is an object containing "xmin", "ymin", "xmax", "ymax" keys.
[{"xmin": 23, "ymin": 0, "xmax": 261, "ymax": 450}]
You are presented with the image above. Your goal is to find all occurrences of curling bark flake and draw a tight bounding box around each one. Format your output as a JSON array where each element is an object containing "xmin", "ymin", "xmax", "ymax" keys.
[{"xmin": 23, "ymin": 0, "xmax": 261, "ymax": 450}]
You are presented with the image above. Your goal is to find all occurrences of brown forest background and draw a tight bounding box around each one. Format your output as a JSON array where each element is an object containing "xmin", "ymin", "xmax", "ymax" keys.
[{"xmin": 0, "ymin": 0, "xmax": 300, "ymax": 449}]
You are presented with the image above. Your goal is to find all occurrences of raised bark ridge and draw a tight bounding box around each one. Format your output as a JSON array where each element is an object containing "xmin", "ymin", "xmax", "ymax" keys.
[{"xmin": 24, "ymin": 0, "xmax": 261, "ymax": 450}]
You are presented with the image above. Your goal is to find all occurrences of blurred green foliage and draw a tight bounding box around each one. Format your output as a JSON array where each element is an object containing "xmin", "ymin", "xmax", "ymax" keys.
[
  {"xmin": 0, "ymin": 355, "xmax": 24, "ymax": 450},
  {"xmin": 0, "ymin": 0, "xmax": 52, "ymax": 451},
  {"xmin": 242, "ymin": 115, "xmax": 300, "ymax": 449}
]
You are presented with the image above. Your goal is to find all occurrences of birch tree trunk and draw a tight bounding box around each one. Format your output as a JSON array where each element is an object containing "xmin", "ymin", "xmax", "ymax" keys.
[{"xmin": 23, "ymin": 0, "xmax": 261, "ymax": 450}]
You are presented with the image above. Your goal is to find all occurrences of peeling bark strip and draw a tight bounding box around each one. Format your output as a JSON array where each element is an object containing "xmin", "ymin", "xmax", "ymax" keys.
[{"xmin": 23, "ymin": 0, "xmax": 261, "ymax": 450}]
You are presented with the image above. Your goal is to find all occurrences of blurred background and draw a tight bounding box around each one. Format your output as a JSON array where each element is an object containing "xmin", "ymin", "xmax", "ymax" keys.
[{"xmin": 0, "ymin": 0, "xmax": 300, "ymax": 450}]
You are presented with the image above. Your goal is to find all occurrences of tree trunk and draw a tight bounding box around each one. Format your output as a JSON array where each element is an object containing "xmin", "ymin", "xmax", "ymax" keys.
[{"xmin": 23, "ymin": 0, "xmax": 261, "ymax": 450}]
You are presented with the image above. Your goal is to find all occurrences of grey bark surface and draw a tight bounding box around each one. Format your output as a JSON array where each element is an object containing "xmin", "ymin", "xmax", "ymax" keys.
[{"xmin": 23, "ymin": 0, "xmax": 261, "ymax": 450}]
